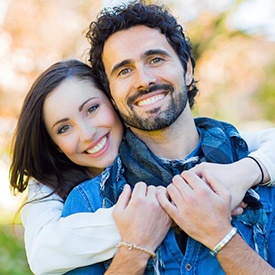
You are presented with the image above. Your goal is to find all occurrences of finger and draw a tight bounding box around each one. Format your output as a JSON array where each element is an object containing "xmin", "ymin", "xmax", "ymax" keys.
[
  {"xmin": 157, "ymin": 186, "xmax": 166, "ymax": 192},
  {"xmin": 177, "ymin": 171, "xmax": 207, "ymax": 192},
  {"xmin": 131, "ymin": 181, "xmax": 147, "ymax": 197},
  {"xmin": 231, "ymin": 207, "xmax": 244, "ymax": 216},
  {"xmin": 146, "ymin": 185, "xmax": 158, "ymax": 198},
  {"xmin": 157, "ymin": 187, "xmax": 177, "ymax": 217},
  {"xmin": 167, "ymin": 181, "xmax": 185, "ymax": 206},
  {"xmin": 186, "ymin": 163, "xmax": 204, "ymax": 178},
  {"xmin": 172, "ymin": 174, "xmax": 193, "ymax": 192},
  {"xmin": 203, "ymin": 170, "xmax": 228, "ymax": 196},
  {"xmin": 115, "ymin": 184, "xmax": 132, "ymax": 212}
]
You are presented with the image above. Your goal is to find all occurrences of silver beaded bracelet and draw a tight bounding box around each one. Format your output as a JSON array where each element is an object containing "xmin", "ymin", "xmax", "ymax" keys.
[{"xmin": 210, "ymin": 227, "xmax": 237, "ymax": 256}]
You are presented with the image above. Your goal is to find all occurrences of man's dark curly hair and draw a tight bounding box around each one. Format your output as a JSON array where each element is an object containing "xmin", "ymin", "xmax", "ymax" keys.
[{"xmin": 86, "ymin": 0, "xmax": 198, "ymax": 108}]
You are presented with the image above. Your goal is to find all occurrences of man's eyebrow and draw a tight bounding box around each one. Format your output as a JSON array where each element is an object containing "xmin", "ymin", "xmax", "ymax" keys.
[
  {"xmin": 143, "ymin": 49, "xmax": 171, "ymax": 58},
  {"xmin": 110, "ymin": 59, "xmax": 132, "ymax": 76}
]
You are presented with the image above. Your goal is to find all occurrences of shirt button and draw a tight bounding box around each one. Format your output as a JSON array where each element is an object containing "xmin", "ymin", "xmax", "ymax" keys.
[{"xmin": 185, "ymin": 263, "xmax": 192, "ymax": 271}]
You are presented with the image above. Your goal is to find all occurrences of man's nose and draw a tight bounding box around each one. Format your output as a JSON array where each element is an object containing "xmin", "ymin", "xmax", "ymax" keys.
[{"xmin": 134, "ymin": 66, "xmax": 157, "ymax": 90}]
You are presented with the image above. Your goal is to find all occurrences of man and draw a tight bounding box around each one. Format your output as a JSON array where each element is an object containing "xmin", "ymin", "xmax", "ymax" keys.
[{"xmin": 63, "ymin": 1, "xmax": 275, "ymax": 274}]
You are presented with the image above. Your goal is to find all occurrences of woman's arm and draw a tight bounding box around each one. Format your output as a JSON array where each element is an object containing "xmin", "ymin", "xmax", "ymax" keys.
[
  {"xmin": 22, "ymin": 180, "xmax": 120, "ymax": 275},
  {"xmin": 241, "ymin": 128, "xmax": 275, "ymax": 185},
  {"xmin": 189, "ymin": 128, "xmax": 275, "ymax": 210}
]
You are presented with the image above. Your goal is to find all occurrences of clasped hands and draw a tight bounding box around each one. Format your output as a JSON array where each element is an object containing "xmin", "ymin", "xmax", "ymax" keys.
[{"xmin": 113, "ymin": 165, "xmax": 247, "ymax": 253}]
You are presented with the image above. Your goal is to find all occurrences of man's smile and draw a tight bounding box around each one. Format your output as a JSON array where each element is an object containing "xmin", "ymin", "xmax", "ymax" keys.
[{"xmin": 136, "ymin": 92, "xmax": 167, "ymax": 107}]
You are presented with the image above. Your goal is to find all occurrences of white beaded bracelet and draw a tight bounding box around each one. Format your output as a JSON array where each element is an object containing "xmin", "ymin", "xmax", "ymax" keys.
[
  {"xmin": 210, "ymin": 227, "xmax": 237, "ymax": 256},
  {"xmin": 116, "ymin": 241, "xmax": 156, "ymax": 258}
]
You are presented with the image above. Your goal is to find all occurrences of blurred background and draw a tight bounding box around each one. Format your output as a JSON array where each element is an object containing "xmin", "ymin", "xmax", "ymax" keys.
[{"xmin": 0, "ymin": 0, "xmax": 274, "ymax": 274}]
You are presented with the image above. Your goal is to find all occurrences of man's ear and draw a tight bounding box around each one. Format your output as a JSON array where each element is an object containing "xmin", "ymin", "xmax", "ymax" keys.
[{"xmin": 185, "ymin": 59, "xmax": 193, "ymax": 86}]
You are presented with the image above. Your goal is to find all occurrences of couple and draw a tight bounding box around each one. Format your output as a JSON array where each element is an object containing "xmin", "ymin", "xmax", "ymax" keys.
[{"xmin": 10, "ymin": 1, "xmax": 275, "ymax": 274}]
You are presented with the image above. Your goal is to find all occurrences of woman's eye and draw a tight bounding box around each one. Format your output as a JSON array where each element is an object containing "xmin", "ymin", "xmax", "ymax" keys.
[
  {"xmin": 87, "ymin": 104, "xmax": 99, "ymax": 114},
  {"xmin": 118, "ymin": 68, "xmax": 131, "ymax": 76},
  {"xmin": 58, "ymin": 125, "xmax": 70, "ymax": 134}
]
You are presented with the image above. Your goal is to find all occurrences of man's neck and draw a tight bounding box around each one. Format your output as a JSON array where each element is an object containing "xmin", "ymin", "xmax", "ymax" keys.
[{"xmin": 130, "ymin": 108, "xmax": 199, "ymax": 160}]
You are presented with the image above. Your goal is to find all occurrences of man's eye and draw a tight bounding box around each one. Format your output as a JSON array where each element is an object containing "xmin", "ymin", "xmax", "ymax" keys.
[
  {"xmin": 118, "ymin": 68, "xmax": 131, "ymax": 76},
  {"xmin": 58, "ymin": 125, "xmax": 70, "ymax": 134},
  {"xmin": 151, "ymin": 57, "xmax": 163, "ymax": 64},
  {"xmin": 87, "ymin": 104, "xmax": 99, "ymax": 114}
]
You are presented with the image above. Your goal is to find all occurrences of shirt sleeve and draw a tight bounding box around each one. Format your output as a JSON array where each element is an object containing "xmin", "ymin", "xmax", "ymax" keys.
[
  {"xmin": 240, "ymin": 128, "xmax": 275, "ymax": 184},
  {"xmin": 21, "ymin": 180, "xmax": 120, "ymax": 275}
]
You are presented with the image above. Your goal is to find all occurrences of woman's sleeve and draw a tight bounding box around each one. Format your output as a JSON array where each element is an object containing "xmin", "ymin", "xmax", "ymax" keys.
[
  {"xmin": 21, "ymin": 181, "xmax": 120, "ymax": 275},
  {"xmin": 240, "ymin": 128, "xmax": 275, "ymax": 184}
]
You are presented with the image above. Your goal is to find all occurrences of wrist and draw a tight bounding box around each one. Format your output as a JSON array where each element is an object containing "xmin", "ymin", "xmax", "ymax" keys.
[
  {"xmin": 107, "ymin": 248, "xmax": 149, "ymax": 275},
  {"xmin": 237, "ymin": 157, "xmax": 264, "ymax": 188},
  {"xmin": 246, "ymin": 156, "xmax": 264, "ymax": 185},
  {"xmin": 210, "ymin": 227, "xmax": 237, "ymax": 256},
  {"xmin": 116, "ymin": 241, "xmax": 156, "ymax": 259},
  {"xmin": 205, "ymin": 225, "xmax": 233, "ymax": 251}
]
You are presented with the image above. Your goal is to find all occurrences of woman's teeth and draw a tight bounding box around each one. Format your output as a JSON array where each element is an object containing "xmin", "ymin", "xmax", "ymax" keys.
[{"xmin": 86, "ymin": 136, "xmax": 107, "ymax": 154}]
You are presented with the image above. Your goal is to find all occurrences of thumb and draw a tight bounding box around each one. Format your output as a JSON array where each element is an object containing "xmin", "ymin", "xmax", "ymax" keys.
[{"xmin": 203, "ymin": 170, "xmax": 228, "ymax": 197}]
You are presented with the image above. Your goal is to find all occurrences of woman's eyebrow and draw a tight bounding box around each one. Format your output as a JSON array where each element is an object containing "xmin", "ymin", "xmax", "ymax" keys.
[
  {"xmin": 52, "ymin": 118, "xmax": 69, "ymax": 130},
  {"xmin": 78, "ymin": 97, "xmax": 96, "ymax": 112}
]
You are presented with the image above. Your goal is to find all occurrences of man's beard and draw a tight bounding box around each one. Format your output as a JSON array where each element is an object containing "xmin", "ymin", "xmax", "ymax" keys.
[{"xmin": 119, "ymin": 84, "xmax": 188, "ymax": 131}]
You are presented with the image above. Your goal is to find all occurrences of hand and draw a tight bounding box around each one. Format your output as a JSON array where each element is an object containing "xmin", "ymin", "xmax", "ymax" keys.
[
  {"xmin": 189, "ymin": 160, "xmax": 256, "ymax": 210},
  {"xmin": 157, "ymin": 170, "xmax": 233, "ymax": 250},
  {"xmin": 113, "ymin": 183, "xmax": 172, "ymax": 252},
  {"xmin": 231, "ymin": 202, "xmax": 248, "ymax": 216}
]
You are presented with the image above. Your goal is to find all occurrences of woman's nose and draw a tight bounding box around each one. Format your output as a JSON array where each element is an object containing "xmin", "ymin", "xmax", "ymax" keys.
[{"xmin": 79, "ymin": 122, "xmax": 96, "ymax": 142}]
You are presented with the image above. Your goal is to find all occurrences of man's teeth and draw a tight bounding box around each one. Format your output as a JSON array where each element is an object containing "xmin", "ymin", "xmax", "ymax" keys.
[
  {"xmin": 137, "ymin": 94, "xmax": 165, "ymax": 106},
  {"xmin": 86, "ymin": 136, "xmax": 107, "ymax": 154}
]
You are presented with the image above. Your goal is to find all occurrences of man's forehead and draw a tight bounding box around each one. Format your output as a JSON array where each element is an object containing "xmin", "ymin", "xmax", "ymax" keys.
[{"xmin": 102, "ymin": 25, "xmax": 173, "ymax": 64}]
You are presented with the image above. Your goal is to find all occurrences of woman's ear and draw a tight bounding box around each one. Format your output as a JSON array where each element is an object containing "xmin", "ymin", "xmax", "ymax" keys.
[{"xmin": 185, "ymin": 59, "xmax": 193, "ymax": 86}]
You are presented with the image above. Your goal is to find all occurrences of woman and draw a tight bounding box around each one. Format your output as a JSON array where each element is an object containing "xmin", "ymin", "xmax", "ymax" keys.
[
  {"xmin": 10, "ymin": 59, "xmax": 124, "ymax": 274},
  {"xmin": 10, "ymin": 59, "xmax": 275, "ymax": 274}
]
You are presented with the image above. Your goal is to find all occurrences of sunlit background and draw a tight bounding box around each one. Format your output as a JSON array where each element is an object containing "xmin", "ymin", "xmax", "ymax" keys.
[{"xmin": 0, "ymin": 0, "xmax": 275, "ymax": 273}]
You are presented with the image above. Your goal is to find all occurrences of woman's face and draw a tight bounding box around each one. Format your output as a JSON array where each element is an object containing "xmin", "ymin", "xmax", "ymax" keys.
[{"xmin": 43, "ymin": 77, "xmax": 124, "ymax": 176}]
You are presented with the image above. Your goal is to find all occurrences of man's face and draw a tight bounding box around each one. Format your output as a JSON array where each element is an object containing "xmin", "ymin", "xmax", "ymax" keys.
[{"xmin": 102, "ymin": 25, "xmax": 193, "ymax": 131}]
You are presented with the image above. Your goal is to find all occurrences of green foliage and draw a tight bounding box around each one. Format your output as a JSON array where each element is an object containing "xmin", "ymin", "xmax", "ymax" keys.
[
  {"xmin": 0, "ymin": 225, "xmax": 32, "ymax": 275},
  {"xmin": 257, "ymin": 63, "xmax": 275, "ymax": 122}
]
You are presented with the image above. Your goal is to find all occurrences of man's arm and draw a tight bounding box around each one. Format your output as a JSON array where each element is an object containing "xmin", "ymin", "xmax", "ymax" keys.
[
  {"xmin": 157, "ymin": 170, "xmax": 275, "ymax": 275},
  {"xmin": 107, "ymin": 183, "xmax": 172, "ymax": 275},
  {"xmin": 216, "ymin": 234, "xmax": 275, "ymax": 275},
  {"xmin": 105, "ymin": 247, "xmax": 151, "ymax": 275}
]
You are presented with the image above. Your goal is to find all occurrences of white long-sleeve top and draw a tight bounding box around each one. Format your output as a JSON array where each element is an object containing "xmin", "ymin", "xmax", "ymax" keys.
[{"xmin": 21, "ymin": 129, "xmax": 275, "ymax": 275}]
